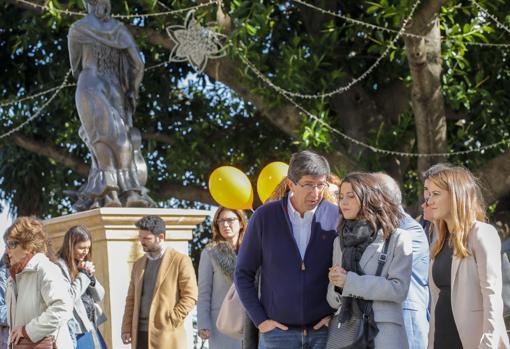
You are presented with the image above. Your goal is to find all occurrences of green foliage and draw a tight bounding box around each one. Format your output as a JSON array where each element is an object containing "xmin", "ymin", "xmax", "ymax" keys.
[
  {"xmin": 1, "ymin": 0, "xmax": 510, "ymax": 221},
  {"xmin": 0, "ymin": 0, "xmax": 291, "ymax": 216}
]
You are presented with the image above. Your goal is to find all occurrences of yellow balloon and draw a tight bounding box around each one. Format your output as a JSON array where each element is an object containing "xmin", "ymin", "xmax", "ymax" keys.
[
  {"xmin": 209, "ymin": 166, "xmax": 254, "ymax": 210},
  {"xmin": 257, "ymin": 162, "xmax": 289, "ymax": 203}
]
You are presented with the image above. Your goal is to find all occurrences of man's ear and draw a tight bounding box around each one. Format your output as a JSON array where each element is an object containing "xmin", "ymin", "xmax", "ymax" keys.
[
  {"xmin": 287, "ymin": 178, "xmax": 297, "ymax": 194},
  {"xmin": 158, "ymin": 233, "xmax": 165, "ymax": 242}
]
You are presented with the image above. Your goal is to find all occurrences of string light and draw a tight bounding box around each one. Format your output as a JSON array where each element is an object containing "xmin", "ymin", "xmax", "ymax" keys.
[
  {"xmin": 0, "ymin": 69, "xmax": 72, "ymax": 141},
  {"xmin": 0, "ymin": 59, "xmax": 174, "ymax": 108},
  {"xmin": 7, "ymin": 0, "xmax": 509, "ymax": 155},
  {"xmin": 237, "ymin": 0, "xmax": 421, "ymax": 100},
  {"xmin": 238, "ymin": 53, "xmax": 508, "ymax": 158},
  {"xmin": 15, "ymin": 0, "xmax": 85, "ymax": 16},
  {"xmin": 14, "ymin": 0, "xmax": 218, "ymax": 19},
  {"xmin": 471, "ymin": 0, "xmax": 510, "ymax": 36},
  {"xmin": 0, "ymin": 61, "xmax": 173, "ymax": 136},
  {"xmin": 0, "ymin": 84, "xmax": 75, "ymax": 108},
  {"xmin": 293, "ymin": 0, "xmax": 510, "ymax": 49},
  {"xmin": 16, "ymin": 0, "xmax": 509, "ymax": 48},
  {"xmin": 114, "ymin": 1, "xmax": 218, "ymax": 19}
]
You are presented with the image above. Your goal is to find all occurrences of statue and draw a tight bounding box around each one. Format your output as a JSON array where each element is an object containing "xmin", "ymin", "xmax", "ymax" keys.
[{"xmin": 67, "ymin": 0, "xmax": 155, "ymax": 210}]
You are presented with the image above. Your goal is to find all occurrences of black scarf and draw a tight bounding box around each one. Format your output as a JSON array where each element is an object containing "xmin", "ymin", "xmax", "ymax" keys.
[
  {"xmin": 338, "ymin": 219, "xmax": 379, "ymax": 348},
  {"xmin": 340, "ymin": 219, "xmax": 376, "ymax": 275}
]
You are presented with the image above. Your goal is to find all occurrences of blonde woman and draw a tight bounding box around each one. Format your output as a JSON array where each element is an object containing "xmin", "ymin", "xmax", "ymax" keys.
[
  {"xmin": 424, "ymin": 165, "xmax": 509, "ymax": 348},
  {"xmin": 197, "ymin": 207, "xmax": 247, "ymax": 349}
]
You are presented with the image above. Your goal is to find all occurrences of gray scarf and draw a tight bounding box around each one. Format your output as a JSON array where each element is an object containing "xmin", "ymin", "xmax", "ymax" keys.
[{"xmin": 207, "ymin": 241, "xmax": 236, "ymax": 282}]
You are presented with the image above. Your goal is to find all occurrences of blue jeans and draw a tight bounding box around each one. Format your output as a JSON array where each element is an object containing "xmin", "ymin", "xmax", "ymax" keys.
[
  {"xmin": 76, "ymin": 328, "xmax": 108, "ymax": 349},
  {"xmin": 403, "ymin": 308, "xmax": 429, "ymax": 349},
  {"xmin": 259, "ymin": 327, "xmax": 328, "ymax": 349}
]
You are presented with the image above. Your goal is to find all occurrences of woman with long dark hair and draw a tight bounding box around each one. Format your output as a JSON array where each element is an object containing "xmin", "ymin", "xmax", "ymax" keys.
[
  {"xmin": 197, "ymin": 207, "xmax": 248, "ymax": 349},
  {"xmin": 57, "ymin": 225, "xmax": 107, "ymax": 349},
  {"xmin": 424, "ymin": 165, "xmax": 509, "ymax": 348},
  {"xmin": 327, "ymin": 172, "xmax": 412, "ymax": 348}
]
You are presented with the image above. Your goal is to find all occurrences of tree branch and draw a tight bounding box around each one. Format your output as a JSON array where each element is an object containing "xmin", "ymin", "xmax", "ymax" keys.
[
  {"xmin": 10, "ymin": 134, "xmax": 214, "ymax": 204},
  {"xmin": 131, "ymin": 23, "xmax": 358, "ymax": 168},
  {"xmin": 475, "ymin": 149, "xmax": 510, "ymax": 204},
  {"xmin": 404, "ymin": 0, "xmax": 450, "ymax": 174},
  {"xmin": 144, "ymin": 131, "xmax": 175, "ymax": 145},
  {"xmin": 11, "ymin": 134, "xmax": 90, "ymax": 176},
  {"xmin": 408, "ymin": 0, "xmax": 450, "ymax": 34},
  {"xmin": 373, "ymin": 80, "xmax": 411, "ymax": 123},
  {"xmin": 156, "ymin": 182, "xmax": 214, "ymax": 205},
  {"xmin": 12, "ymin": 1, "xmax": 358, "ymax": 170}
]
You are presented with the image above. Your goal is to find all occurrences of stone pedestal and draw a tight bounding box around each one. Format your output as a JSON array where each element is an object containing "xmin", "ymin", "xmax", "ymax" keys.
[{"xmin": 44, "ymin": 207, "xmax": 208, "ymax": 349}]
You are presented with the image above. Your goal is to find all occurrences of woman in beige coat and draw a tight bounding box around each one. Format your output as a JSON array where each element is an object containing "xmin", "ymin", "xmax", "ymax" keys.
[
  {"xmin": 4, "ymin": 217, "xmax": 74, "ymax": 348},
  {"xmin": 424, "ymin": 165, "xmax": 509, "ymax": 349}
]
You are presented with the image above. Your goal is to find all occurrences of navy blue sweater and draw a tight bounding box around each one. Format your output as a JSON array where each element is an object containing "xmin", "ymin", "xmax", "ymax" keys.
[{"xmin": 235, "ymin": 196, "xmax": 340, "ymax": 327}]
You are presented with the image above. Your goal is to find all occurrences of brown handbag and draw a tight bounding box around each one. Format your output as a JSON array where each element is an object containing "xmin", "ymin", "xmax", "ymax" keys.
[{"xmin": 11, "ymin": 336, "xmax": 56, "ymax": 349}]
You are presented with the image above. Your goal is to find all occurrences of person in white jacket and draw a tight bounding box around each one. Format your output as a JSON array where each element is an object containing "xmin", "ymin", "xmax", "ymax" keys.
[{"xmin": 4, "ymin": 216, "xmax": 74, "ymax": 348}]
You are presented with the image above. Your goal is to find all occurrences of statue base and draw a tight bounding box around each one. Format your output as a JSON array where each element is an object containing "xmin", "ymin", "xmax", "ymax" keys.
[{"xmin": 44, "ymin": 207, "xmax": 208, "ymax": 349}]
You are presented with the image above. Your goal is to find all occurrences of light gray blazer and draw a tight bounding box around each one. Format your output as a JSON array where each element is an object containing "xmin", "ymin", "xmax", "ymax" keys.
[
  {"xmin": 197, "ymin": 248, "xmax": 242, "ymax": 349},
  {"xmin": 327, "ymin": 228, "xmax": 413, "ymax": 349},
  {"xmin": 56, "ymin": 259, "xmax": 105, "ymax": 334}
]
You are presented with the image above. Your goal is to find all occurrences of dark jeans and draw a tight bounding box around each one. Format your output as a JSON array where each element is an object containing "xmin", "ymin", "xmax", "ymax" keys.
[
  {"xmin": 137, "ymin": 331, "xmax": 148, "ymax": 349},
  {"xmin": 259, "ymin": 327, "xmax": 328, "ymax": 349}
]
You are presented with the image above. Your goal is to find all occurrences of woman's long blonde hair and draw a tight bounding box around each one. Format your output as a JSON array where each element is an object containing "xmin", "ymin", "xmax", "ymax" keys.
[{"xmin": 427, "ymin": 166, "xmax": 486, "ymax": 258}]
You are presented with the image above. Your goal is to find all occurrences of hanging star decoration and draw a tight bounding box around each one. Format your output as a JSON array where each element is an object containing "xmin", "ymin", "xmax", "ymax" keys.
[{"xmin": 166, "ymin": 10, "xmax": 227, "ymax": 73}]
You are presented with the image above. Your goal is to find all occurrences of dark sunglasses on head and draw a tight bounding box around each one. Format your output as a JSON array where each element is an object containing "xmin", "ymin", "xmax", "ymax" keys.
[{"xmin": 6, "ymin": 240, "xmax": 20, "ymax": 250}]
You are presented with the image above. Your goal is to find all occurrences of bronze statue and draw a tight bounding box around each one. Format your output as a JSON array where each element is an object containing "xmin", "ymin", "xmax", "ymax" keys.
[{"xmin": 67, "ymin": 0, "xmax": 155, "ymax": 210}]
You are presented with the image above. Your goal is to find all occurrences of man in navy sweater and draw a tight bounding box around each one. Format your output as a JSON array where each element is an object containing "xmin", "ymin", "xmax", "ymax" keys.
[{"xmin": 235, "ymin": 150, "xmax": 340, "ymax": 349}]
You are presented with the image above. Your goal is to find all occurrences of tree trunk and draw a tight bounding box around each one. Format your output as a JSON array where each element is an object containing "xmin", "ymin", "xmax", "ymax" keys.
[{"xmin": 405, "ymin": 11, "xmax": 448, "ymax": 175}]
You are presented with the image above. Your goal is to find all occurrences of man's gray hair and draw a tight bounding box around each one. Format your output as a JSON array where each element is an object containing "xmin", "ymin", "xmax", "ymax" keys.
[
  {"xmin": 373, "ymin": 172, "xmax": 402, "ymax": 206},
  {"xmin": 287, "ymin": 150, "xmax": 330, "ymax": 183},
  {"xmin": 422, "ymin": 162, "xmax": 453, "ymax": 180}
]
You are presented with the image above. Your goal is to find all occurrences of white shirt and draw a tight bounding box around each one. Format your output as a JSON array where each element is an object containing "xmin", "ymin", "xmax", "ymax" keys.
[{"xmin": 287, "ymin": 194, "xmax": 318, "ymax": 259}]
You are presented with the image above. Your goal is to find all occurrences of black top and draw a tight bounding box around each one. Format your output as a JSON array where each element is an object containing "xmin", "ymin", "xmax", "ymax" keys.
[{"xmin": 432, "ymin": 239, "xmax": 463, "ymax": 349}]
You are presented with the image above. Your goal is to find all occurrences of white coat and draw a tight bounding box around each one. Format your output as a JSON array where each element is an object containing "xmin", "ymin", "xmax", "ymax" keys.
[{"xmin": 6, "ymin": 253, "xmax": 74, "ymax": 348}]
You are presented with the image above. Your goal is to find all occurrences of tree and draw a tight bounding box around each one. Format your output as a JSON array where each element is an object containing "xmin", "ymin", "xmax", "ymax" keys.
[{"xmin": 2, "ymin": 0, "xmax": 510, "ymax": 236}]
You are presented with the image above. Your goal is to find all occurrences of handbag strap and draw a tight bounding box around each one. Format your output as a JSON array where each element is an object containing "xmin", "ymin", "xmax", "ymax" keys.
[
  {"xmin": 336, "ymin": 231, "xmax": 391, "ymax": 276},
  {"xmin": 375, "ymin": 234, "xmax": 391, "ymax": 277}
]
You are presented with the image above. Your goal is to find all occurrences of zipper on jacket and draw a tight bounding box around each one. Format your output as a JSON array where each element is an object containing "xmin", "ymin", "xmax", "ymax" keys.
[{"xmin": 301, "ymin": 262, "xmax": 306, "ymax": 271}]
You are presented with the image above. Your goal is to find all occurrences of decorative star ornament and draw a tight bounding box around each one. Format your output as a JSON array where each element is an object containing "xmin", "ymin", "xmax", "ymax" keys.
[{"xmin": 166, "ymin": 10, "xmax": 227, "ymax": 73}]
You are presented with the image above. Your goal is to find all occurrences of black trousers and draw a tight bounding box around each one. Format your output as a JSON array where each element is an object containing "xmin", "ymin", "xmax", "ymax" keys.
[{"xmin": 137, "ymin": 331, "xmax": 148, "ymax": 349}]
